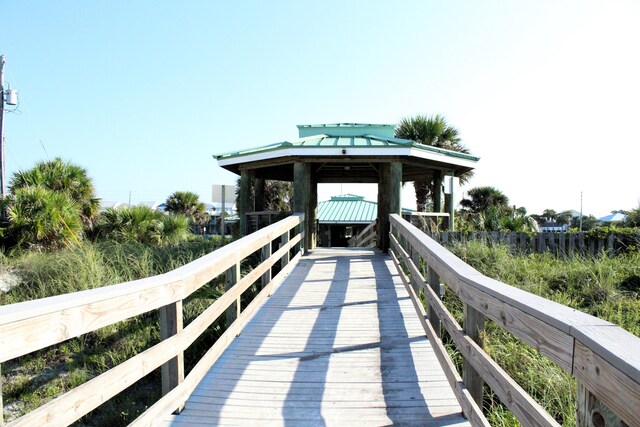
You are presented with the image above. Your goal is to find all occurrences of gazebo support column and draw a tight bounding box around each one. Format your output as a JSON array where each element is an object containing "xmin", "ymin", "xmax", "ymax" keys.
[
  {"xmin": 444, "ymin": 173, "xmax": 455, "ymax": 231},
  {"xmin": 294, "ymin": 162, "xmax": 313, "ymax": 253},
  {"xmin": 310, "ymin": 175, "xmax": 318, "ymax": 250},
  {"xmin": 433, "ymin": 171, "xmax": 443, "ymax": 213},
  {"xmin": 254, "ymin": 176, "xmax": 265, "ymax": 212},
  {"xmin": 239, "ymin": 171, "xmax": 251, "ymax": 236},
  {"xmin": 377, "ymin": 162, "xmax": 402, "ymax": 252}
]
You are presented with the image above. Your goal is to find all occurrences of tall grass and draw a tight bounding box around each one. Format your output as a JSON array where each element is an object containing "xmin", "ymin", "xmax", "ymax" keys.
[
  {"xmin": 443, "ymin": 241, "xmax": 640, "ymax": 425},
  {"xmin": 0, "ymin": 236, "xmax": 227, "ymax": 425}
]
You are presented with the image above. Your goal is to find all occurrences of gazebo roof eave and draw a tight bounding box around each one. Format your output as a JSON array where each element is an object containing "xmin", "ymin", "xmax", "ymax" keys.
[{"xmin": 216, "ymin": 146, "xmax": 478, "ymax": 172}]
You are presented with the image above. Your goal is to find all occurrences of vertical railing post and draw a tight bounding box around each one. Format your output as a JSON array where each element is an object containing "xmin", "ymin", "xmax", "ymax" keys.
[
  {"xmin": 410, "ymin": 246, "xmax": 421, "ymax": 294},
  {"xmin": 261, "ymin": 241, "xmax": 272, "ymax": 289},
  {"xmin": 298, "ymin": 216, "xmax": 305, "ymax": 255},
  {"xmin": 463, "ymin": 303, "xmax": 485, "ymax": 406},
  {"xmin": 159, "ymin": 301, "xmax": 185, "ymax": 412},
  {"xmin": 225, "ymin": 262, "xmax": 240, "ymax": 327},
  {"xmin": 1, "ymin": 363, "xmax": 4, "ymax": 426},
  {"xmin": 427, "ymin": 266, "xmax": 442, "ymax": 337},
  {"xmin": 281, "ymin": 230, "xmax": 290, "ymax": 269}
]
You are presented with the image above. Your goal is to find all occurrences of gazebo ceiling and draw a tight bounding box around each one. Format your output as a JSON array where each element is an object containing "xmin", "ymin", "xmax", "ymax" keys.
[{"xmin": 214, "ymin": 124, "xmax": 479, "ymax": 183}]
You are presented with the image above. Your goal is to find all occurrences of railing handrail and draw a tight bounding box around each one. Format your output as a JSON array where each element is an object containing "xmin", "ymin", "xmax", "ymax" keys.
[
  {"xmin": 389, "ymin": 214, "xmax": 640, "ymax": 426},
  {"xmin": 0, "ymin": 213, "xmax": 305, "ymax": 426}
]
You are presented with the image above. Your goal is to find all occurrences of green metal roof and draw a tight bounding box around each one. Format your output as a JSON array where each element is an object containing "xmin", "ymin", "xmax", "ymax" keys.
[
  {"xmin": 317, "ymin": 194, "xmax": 412, "ymax": 224},
  {"xmin": 216, "ymin": 134, "xmax": 479, "ymax": 162}
]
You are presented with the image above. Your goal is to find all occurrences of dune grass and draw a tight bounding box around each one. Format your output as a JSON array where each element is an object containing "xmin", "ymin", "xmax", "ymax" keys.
[
  {"xmin": 0, "ymin": 237, "xmax": 230, "ymax": 426},
  {"xmin": 442, "ymin": 241, "xmax": 640, "ymax": 425}
]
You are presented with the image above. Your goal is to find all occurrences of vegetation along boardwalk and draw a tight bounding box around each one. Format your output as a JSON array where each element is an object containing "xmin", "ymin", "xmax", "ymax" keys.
[{"xmin": 161, "ymin": 248, "xmax": 470, "ymax": 426}]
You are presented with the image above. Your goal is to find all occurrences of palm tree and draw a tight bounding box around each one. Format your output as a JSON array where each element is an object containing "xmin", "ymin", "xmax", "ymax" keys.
[
  {"xmin": 165, "ymin": 191, "xmax": 207, "ymax": 220},
  {"xmin": 459, "ymin": 186, "xmax": 509, "ymax": 213},
  {"xmin": 395, "ymin": 114, "xmax": 473, "ymax": 211},
  {"xmin": 234, "ymin": 178, "xmax": 293, "ymax": 212},
  {"xmin": 9, "ymin": 157, "xmax": 100, "ymax": 228}
]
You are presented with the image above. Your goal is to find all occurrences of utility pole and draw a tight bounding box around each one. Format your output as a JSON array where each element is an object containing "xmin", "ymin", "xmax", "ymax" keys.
[
  {"xmin": 579, "ymin": 191, "xmax": 583, "ymax": 232},
  {"xmin": 0, "ymin": 54, "xmax": 6, "ymax": 198}
]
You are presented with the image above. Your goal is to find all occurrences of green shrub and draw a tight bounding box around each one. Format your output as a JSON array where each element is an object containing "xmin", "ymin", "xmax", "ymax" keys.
[{"xmin": 93, "ymin": 206, "xmax": 191, "ymax": 246}]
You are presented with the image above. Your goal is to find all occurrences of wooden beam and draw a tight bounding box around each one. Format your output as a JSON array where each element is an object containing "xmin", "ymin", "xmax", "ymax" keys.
[
  {"xmin": 225, "ymin": 262, "xmax": 240, "ymax": 327},
  {"xmin": 261, "ymin": 241, "xmax": 271, "ymax": 289},
  {"xmin": 159, "ymin": 301, "xmax": 185, "ymax": 412},
  {"xmin": 239, "ymin": 171, "xmax": 251, "ymax": 236},
  {"xmin": 445, "ymin": 172, "xmax": 455, "ymax": 231},
  {"xmin": 463, "ymin": 303, "xmax": 485, "ymax": 407},
  {"xmin": 433, "ymin": 170, "xmax": 443, "ymax": 213},
  {"xmin": 377, "ymin": 162, "xmax": 401, "ymax": 252},
  {"xmin": 254, "ymin": 176, "xmax": 265, "ymax": 212},
  {"xmin": 294, "ymin": 162, "xmax": 312, "ymax": 253},
  {"xmin": 1, "ymin": 363, "xmax": 3, "ymax": 426}
]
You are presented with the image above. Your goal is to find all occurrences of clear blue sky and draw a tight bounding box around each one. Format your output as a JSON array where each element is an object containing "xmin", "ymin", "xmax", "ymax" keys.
[{"xmin": 2, "ymin": 1, "xmax": 639, "ymax": 217}]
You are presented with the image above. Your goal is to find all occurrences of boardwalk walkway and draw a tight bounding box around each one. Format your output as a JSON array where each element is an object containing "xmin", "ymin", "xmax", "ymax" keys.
[{"xmin": 161, "ymin": 248, "xmax": 470, "ymax": 426}]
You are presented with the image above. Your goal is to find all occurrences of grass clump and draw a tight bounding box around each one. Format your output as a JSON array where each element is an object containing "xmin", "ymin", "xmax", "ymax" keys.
[
  {"xmin": 442, "ymin": 241, "xmax": 640, "ymax": 425},
  {"xmin": 0, "ymin": 236, "xmax": 227, "ymax": 425}
]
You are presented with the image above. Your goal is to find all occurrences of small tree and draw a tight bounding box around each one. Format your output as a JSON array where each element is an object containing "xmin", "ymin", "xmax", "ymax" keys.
[
  {"xmin": 460, "ymin": 186, "xmax": 509, "ymax": 213},
  {"xmin": 165, "ymin": 191, "xmax": 209, "ymax": 232}
]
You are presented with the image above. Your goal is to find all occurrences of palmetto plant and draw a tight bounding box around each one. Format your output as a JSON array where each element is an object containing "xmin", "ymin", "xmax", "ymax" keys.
[
  {"xmin": 9, "ymin": 157, "xmax": 100, "ymax": 228},
  {"xmin": 395, "ymin": 115, "xmax": 473, "ymax": 211},
  {"xmin": 95, "ymin": 205, "xmax": 190, "ymax": 246},
  {"xmin": 3, "ymin": 186, "xmax": 83, "ymax": 250}
]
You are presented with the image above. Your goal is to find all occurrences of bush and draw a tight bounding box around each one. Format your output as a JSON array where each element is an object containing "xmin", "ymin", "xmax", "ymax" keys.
[
  {"xmin": 2, "ymin": 187, "xmax": 83, "ymax": 251},
  {"xmin": 93, "ymin": 206, "xmax": 191, "ymax": 246}
]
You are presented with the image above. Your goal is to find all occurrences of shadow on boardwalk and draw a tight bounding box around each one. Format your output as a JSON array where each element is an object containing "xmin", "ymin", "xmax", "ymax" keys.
[{"xmin": 164, "ymin": 248, "xmax": 468, "ymax": 426}]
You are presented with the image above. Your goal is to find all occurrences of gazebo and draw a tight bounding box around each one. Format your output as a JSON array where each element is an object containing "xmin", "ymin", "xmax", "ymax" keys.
[{"xmin": 215, "ymin": 123, "xmax": 479, "ymax": 251}]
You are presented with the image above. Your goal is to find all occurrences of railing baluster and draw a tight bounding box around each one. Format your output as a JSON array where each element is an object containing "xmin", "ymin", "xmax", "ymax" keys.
[
  {"xmin": 1, "ymin": 363, "xmax": 4, "ymax": 426},
  {"xmin": 411, "ymin": 247, "xmax": 421, "ymax": 294},
  {"xmin": 261, "ymin": 241, "xmax": 272, "ymax": 289},
  {"xmin": 281, "ymin": 230, "xmax": 290, "ymax": 268},
  {"xmin": 225, "ymin": 262, "xmax": 240, "ymax": 327},
  {"xmin": 427, "ymin": 266, "xmax": 442, "ymax": 337},
  {"xmin": 463, "ymin": 303, "xmax": 485, "ymax": 407},
  {"xmin": 159, "ymin": 301, "xmax": 185, "ymax": 412}
]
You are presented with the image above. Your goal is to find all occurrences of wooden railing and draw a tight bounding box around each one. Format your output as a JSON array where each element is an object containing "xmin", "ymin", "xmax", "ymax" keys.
[
  {"xmin": 245, "ymin": 211, "xmax": 283, "ymax": 234},
  {"xmin": 347, "ymin": 220, "xmax": 377, "ymax": 248},
  {"xmin": 389, "ymin": 214, "xmax": 640, "ymax": 427},
  {"xmin": 0, "ymin": 214, "xmax": 305, "ymax": 427},
  {"xmin": 427, "ymin": 230, "xmax": 638, "ymax": 257}
]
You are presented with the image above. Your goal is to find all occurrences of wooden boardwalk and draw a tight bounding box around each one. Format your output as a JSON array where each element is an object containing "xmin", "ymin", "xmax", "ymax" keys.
[{"xmin": 161, "ymin": 248, "xmax": 470, "ymax": 426}]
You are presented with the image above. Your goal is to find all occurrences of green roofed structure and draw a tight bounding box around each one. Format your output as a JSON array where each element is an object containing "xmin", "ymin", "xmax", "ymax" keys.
[
  {"xmin": 215, "ymin": 123, "xmax": 479, "ymax": 251},
  {"xmin": 317, "ymin": 194, "xmax": 413, "ymax": 247}
]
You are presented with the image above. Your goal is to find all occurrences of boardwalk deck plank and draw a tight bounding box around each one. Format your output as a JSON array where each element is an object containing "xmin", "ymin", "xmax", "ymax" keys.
[{"xmin": 161, "ymin": 248, "xmax": 470, "ymax": 426}]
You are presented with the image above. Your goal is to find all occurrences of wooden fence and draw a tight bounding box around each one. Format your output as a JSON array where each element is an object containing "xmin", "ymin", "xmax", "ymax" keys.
[
  {"xmin": 425, "ymin": 231, "xmax": 640, "ymax": 257},
  {"xmin": 389, "ymin": 214, "xmax": 640, "ymax": 427},
  {"xmin": 0, "ymin": 214, "xmax": 305, "ymax": 426}
]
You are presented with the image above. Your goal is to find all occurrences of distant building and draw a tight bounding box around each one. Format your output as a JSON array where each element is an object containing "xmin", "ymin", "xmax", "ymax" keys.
[
  {"xmin": 317, "ymin": 194, "xmax": 412, "ymax": 247},
  {"xmin": 598, "ymin": 212, "xmax": 627, "ymax": 223},
  {"xmin": 100, "ymin": 201, "xmax": 127, "ymax": 211},
  {"xmin": 540, "ymin": 222, "xmax": 569, "ymax": 232}
]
